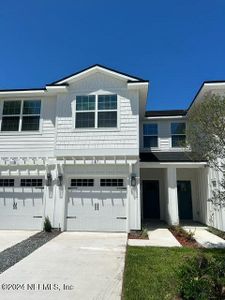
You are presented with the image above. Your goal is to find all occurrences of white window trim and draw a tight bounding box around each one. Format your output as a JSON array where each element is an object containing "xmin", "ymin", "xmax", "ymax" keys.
[
  {"xmin": 170, "ymin": 121, "xmax": 186, "ymax": 149},
  {"xmin": 142, "ymin": 123, "xmax": 159, "ymax": 149},
  {"xmin": 72, "ymin": 94, "xmax": 120, "ymax": 131},
  {"xmin": 0, "ymin": 99, "xmax": 43, "ymax": 135}
]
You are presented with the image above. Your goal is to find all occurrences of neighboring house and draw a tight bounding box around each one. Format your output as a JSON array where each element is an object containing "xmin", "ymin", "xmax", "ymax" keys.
[{"xmin": 0, "ymin": 65, "xmax": 224, "ymax": 232}]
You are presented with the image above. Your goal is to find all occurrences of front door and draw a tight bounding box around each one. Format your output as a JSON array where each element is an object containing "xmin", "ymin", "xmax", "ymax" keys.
[
  {"xmin": 177, "ymin": 180, "xmax": 193, "ymax": 220},
  {"xmin": 143, "ymin": 180, "xmax": 160, "ymax": 219}
]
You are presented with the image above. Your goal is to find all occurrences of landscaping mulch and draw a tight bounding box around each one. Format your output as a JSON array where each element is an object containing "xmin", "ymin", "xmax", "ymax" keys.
[
  {"xmin": 128, "ymin": 230, "xmax": 149, "ymax": 240},
  {"xmin": 0, "ymin": 230, "xmax": 61, "ymax": 274},
  {"xmin": 169, "ymin": 226, "xmax": 201, "ymax": 248}
]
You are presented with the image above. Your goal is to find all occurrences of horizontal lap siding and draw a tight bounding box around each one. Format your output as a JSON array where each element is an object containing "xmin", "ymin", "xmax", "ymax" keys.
[{"xmin": 0, "ymin": 98, "xmax": 56, "ymax": 157}]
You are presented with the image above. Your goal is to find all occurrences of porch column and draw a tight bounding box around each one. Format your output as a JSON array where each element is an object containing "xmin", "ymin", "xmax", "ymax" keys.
[{"xmin": 166, "ymin": 167, "xmax": 179, "ymax": 225}]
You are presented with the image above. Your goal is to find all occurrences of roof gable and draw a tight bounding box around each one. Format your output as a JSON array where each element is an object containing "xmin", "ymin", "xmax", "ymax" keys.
[{"xmin": 50, "ymin": 64, "xmax": 146, "ymax": 85}]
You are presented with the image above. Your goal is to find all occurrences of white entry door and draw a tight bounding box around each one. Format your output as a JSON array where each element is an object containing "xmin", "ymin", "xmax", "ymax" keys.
[
  {"xmin": 66, "ymin": 178, "xmax": 127, "ymax": 232},
  {"xmin": 0, "ymin": 178, "xmax": 45, "ymax": 230}
]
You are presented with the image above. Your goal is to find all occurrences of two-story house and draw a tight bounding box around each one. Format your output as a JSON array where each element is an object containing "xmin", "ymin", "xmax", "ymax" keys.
[{"xmin": 0, "ymin": 65, "xmax": 224, "ymax": 232}]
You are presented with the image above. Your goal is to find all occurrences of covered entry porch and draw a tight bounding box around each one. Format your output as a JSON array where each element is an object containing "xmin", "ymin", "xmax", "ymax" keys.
[{"xmin": 140, "ymin": 161, "xmax": 209, "ymax": 226}]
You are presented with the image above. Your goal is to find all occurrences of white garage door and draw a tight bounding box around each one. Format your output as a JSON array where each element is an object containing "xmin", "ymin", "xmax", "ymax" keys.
[
  {"xmin": 66, "ymin": 178, "xmax": 127, "ymax": 232},
  {"xmin": 0, "ymin": 178, "xmax": 44, "ymax": 230}
]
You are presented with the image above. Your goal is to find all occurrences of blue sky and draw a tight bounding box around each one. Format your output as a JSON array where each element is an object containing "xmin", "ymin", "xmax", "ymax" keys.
[{"xmin": 0, "ymin": 0, "xmax": 225, "ymax": 110}]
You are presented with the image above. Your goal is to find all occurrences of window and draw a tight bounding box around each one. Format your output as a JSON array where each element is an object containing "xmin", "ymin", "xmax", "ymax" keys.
[
  {"xmin": 0, "ymin": 179, "xmax": 14, "ymax": 187},
  {"xmin": 75, "ymin": 94, "xmax": 117, "ymax": 129},
  {"xmin": 20, "ymin": 179, "xmax": 43, "ymax": 187},
  {"xmin": 143, "ymin": 124, "xmax": 158, "ymax": 148},
  {"xmin": 171, "ymin": 122, "xmax": 186, "ymax": 147},
  {"xmin": 1, "ymin": 100, "xmax": 41, "ymax": 132},
  {"xmin": 71, "ymin": 179, "xmax": 94, "ymax": 187},
  {"xmin": 75, "ymin": 96, "xmax": 95, "ymax": 128},
  {"xmin": 100, "ymin": 179, "xmax": 123, "ymax": 187},
  {"xmin": 98, "ymin": 95, "xmax": 117, "ymax": 128}
]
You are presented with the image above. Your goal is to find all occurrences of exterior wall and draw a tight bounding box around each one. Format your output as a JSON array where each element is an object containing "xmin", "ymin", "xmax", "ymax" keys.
[
  {"xmin": 140, "ymin": 118, "xmax": 186, "ymax": 152},
  {"xmin": 0, "ymin": 96, "xmax": 56, "ymax": 157},
  {"xmin": 55, "ymin": 72, "xmax": 139, "ymax": 157},
  {"xmin": 140, "ymin": 166, "xmax": 209, "ymax": 226},
  {"xmin": 207, "ymin": 167, "xmax": 225, "ymax": 231}
]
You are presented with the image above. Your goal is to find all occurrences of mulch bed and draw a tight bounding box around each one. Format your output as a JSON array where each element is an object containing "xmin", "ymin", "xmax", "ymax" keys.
[
  {"xmin": 0, "ymin": 230, "xmax": 61, "ymax": 274},
  {"xmin": 169, "ymin": 227, "xmax": 201, "ymax": 248},
  {"xmin": 128, "ymin": 230, "xmax": 149, "ymax": 240}
]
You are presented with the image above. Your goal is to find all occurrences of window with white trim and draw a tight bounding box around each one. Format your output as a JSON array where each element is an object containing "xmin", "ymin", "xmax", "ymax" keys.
[
  {"xmin": 171, "ymin": 122, "xmax": 186, "ymax": 147},
  {"xmin": 1, "ymin": 100, "xmax": 41, "ymax": 132},
  {"xmin": 75, "ymin": 95, "xmax": 117, "ymax": 128},
  {"xmin": 143, "ymin": 123, "xmax": 158, "ymax": 148}
]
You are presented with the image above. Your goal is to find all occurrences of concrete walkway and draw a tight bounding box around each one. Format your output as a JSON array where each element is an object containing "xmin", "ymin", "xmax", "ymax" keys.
[
  {"xmin": 128, "ymin": 228, "xmax": 182, "ymax": 247},
  {"xmin": 0, "ymin": 231, "xmax": 38, "ymax": 253},
  {"xmin": 183, "ymin": 226, "xmax": 225, "ymax": 248},
  {"xmin": 0, "ymin": 232, "xmax": 127, "ymax": 300}
]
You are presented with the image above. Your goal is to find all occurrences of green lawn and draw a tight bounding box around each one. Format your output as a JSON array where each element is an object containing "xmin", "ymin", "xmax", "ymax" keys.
[{"xmin": 122, "ymin": 246, "xmax": 225, "ymax": 300}]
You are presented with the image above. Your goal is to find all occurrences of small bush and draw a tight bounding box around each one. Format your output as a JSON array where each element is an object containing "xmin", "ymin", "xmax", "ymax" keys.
[
  {"xmin": 177, "ymin": 254, "xmax": 225, "ymax": 300},
  {"xmin": 170, "ymin": 226, "xmax": 195, "ymax": 241},
  {"xmin": 43, "ymin": 216, "xmax": 52, "ymax": 232}
]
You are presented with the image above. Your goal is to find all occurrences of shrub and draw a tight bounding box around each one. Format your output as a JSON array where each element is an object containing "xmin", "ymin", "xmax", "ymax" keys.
[
  {"xmin": 177, "ymin": 254, "xmax": 225, "ymax": 299},
  {"xmin": 43, "ymin": 216, "xmax": 52, "ymax": 232},
  {"xmin": 170, "ymin": 226, "xmax": 195, "ymax": 242}
]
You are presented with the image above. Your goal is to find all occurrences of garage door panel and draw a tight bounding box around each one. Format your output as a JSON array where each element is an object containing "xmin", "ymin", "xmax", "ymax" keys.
[
  {"xmin": 67, "ymin": 184, "xmax": 127, "ymax": 232},
  {"xmin": 0, "ymin": 215, "xmax": 42, "ymax": 230}
]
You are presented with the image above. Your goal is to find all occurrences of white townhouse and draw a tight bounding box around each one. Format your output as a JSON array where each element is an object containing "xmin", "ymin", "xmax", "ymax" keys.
[{"xmin": 0, "ymin": 65, "xmax": 224, "ymax": 232}]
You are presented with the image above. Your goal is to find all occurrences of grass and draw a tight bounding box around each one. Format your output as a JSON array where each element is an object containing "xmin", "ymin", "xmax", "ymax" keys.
[{"xmin": 122, "ymin": 246, "xmax": 225, "ymax": 300}]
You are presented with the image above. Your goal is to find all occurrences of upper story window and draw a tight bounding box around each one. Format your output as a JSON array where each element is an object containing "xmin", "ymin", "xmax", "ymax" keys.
[
  {"xmin": 75, "ymin": 94, "xmax": 117, "ymax": 129},
  {"xmin": 1, "ymin": 100, "xmax": 41, "ymax": 132},
  {"xmin": 143, "ymin": 123, "xmax": 158, "ymax": 148},
  {"xmin": 171, "ymin": 122, "xmax": 186, "ymax": 147}
]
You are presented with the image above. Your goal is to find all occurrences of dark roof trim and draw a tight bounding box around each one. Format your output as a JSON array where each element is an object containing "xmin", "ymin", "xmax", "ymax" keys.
[
  {"xmin": 188, "ymin": 80, "xmax": 225, "ymax": 111},
  {"xmin": 140, "ymin": 152, "xmax": 206, "ymax": 163},
  {"xmin": 145, "ymin": 109, "xmax": 187, "ymax": 117},
  {"xmin": 127, "ymin": 79, "xmax": 149, "ymax": 83},
  {"xmin": 0, "ymin": 88, "xmax": 46, "ymax": 92},
  {"xmin": 0, "ymin": 84, "xmax": 69, "ymax": 93},
  {"xmin": 50, "ymin": 64, "xmax": 146, "ymax": 84}
]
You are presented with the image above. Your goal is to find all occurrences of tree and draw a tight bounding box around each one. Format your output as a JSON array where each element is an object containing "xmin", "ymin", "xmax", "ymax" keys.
[{"xmin": 186, "ymin": 93, "xmax": 225, "ymax": 208}]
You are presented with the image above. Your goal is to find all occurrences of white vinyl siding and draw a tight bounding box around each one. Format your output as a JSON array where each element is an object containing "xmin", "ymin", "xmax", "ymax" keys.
[
  {"xmin": 141, "ymin": 119, "xmax": 187, "ymax": 151},
  {"xmin": 55, "ymin": 73, "xmax": 139, "ymax": 156},
  {"xmin": 0, "ymin": 97, "xmax": 56, "ymax": 157}
]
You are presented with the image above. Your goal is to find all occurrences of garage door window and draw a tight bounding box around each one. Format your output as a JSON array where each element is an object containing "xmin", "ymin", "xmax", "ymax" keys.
[
  {"xmin": 71, "ymin": 179, "xmax": 94, "ymax": 187},
  {"xmin": 0, "ymin": 179, "xmax": 14, "ymax": 186},
  {"xmin": 21, "ymin": 179, "xmax": 43, "ymax": 187},
  {"xmin": 100, "ymin": 179, "xmax": 123, "ymax": 187}
]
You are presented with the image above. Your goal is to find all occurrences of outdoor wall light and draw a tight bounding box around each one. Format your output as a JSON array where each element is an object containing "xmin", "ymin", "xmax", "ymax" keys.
[
  {"xmin": 57, "ymin": 173, "xmax": 63, "ymax": 186},
  {"xmin": 46, "ymin": 172, "xmax": 52, "ymax": 186},
  {"xmin": 131, "ymin": 174, "xmax": 136, "ymax": 187}
]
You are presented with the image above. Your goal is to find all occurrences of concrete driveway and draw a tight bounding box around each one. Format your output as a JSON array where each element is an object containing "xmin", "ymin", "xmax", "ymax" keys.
[
  {"xmin": 0, "ymin": 231, "xmax": 38, "ymax": 253},
  {"xmin": 0, "ymin": 232, "xmax": 127, "ymax": 300}
]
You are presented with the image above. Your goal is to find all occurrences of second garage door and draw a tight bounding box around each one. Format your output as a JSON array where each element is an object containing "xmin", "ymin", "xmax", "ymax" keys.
[{"xmin": 66, "ymin": 178, "xmax": 127, "ymax": 232}]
